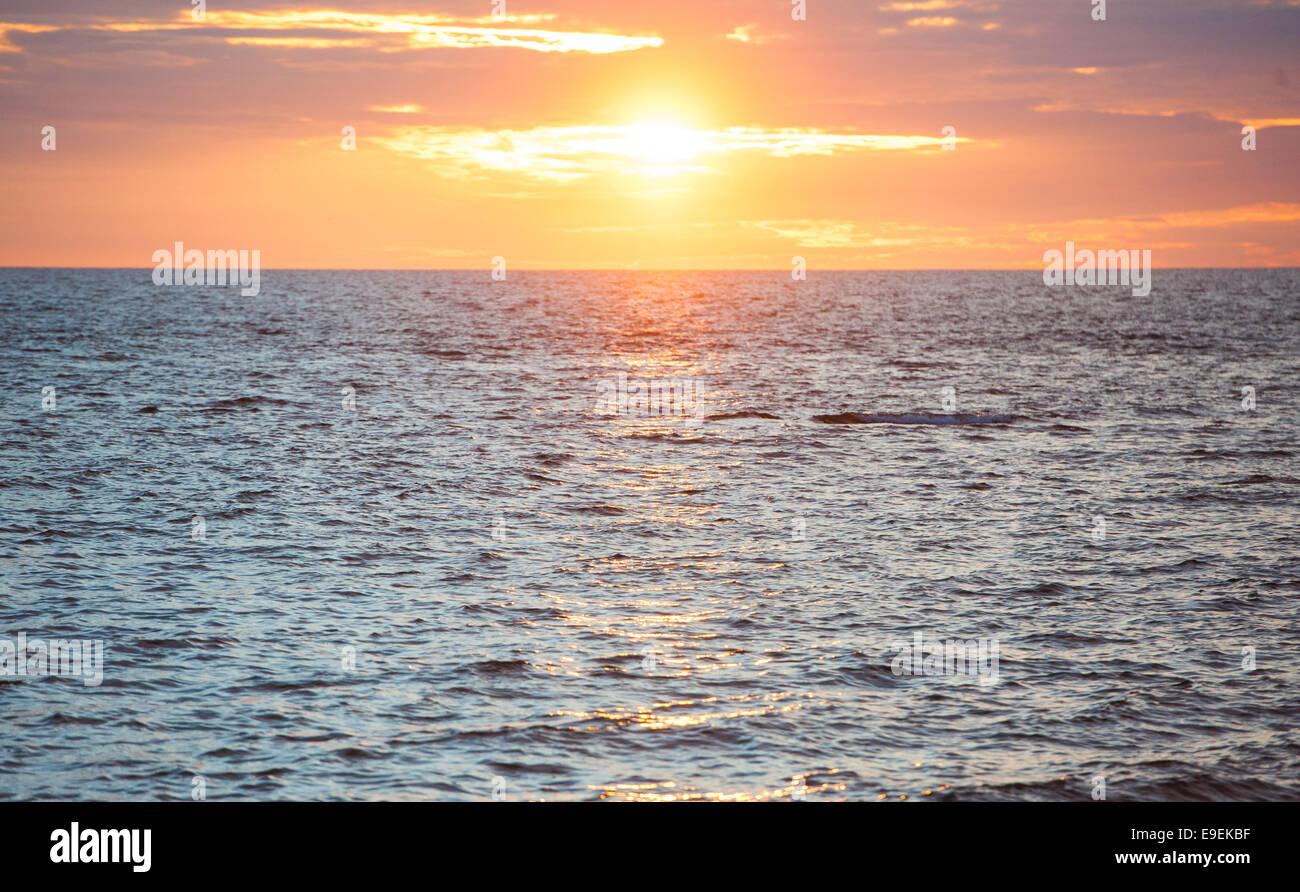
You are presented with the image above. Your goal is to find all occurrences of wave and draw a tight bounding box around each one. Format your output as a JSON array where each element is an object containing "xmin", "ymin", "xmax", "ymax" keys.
[
  {"xmin": 706, "ymin": 411, "xmax": 781, "ymax": 420},
  {"xmin": 562, "ymin": 504, "xmax": 625, "ymax": 515},
  {"xmin": 813, "ymin": 412, "xmax": 1018, "ymax": 425},
  {"xmin": 209, "ymin": 395, "xmax": 293, "ymax": 410},
  {"xmin": 138, "ymin": 395, "xmax": 292, "ymax": 413},
  {"xmin": 948, "ymin": 770, "xmax": 1297, "ymax": 802}
]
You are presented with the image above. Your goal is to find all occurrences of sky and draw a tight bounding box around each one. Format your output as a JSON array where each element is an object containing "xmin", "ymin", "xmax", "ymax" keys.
[{"xmin": 0, "ymin": 0, "xmax": 1297, "ymax": 269}]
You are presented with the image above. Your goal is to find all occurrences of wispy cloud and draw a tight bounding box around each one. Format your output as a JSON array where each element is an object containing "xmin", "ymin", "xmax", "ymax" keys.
[
  {"xmin": 880, "ymin": 1, "xmax": 974, "ymax": 9},
  {"xmin": 375, "ymin": 123, "xmax": 969, "ymax": 181},
  {"xmin": 0, "ymin": 9, "xmax": 663, "ymax": 55},
  {"xmin": 744, "ymin": 220, "xmax": 929, "ymax": 249},
  {"xmin": 723, "ymin": 24, "xmax": 788, "ymax": 45},
  {"xmin": 0, "ymin": 22, "xmax": 56, "ymax": 53},
  {"xmin": 743, "ymin": 203, "xmax": 1300, "ymax": 259}
]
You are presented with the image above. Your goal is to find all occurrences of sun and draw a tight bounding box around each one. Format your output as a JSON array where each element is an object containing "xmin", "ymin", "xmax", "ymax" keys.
[{"xmin": 622, "ymin": 121, "xmax": 709, "ymax": 165}]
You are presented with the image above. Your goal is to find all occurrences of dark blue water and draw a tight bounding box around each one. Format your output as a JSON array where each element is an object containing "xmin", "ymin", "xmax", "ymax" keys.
[{"xmin": 1, "ymin": 268, "xmax": 1297, "ymax": 800}]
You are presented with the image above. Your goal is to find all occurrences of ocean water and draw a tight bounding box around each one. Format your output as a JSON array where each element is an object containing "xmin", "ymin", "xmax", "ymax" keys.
[{"xmin": 1, "ymin": 268, "xmax": 1297, "ymax": 802}]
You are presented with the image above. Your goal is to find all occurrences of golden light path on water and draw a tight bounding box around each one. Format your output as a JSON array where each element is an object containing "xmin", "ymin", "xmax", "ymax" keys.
[{"xmin": 511, "ymin": 345, "xmax": 870, "ymax": 801}]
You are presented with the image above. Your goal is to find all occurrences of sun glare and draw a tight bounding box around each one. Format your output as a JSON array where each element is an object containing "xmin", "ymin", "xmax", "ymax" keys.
[{"xmin": 623, "ymin": 122, "xmax": 709, "ymax": 165}]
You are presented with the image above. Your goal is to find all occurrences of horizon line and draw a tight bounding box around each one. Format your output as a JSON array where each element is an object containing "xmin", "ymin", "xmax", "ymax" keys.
[{"xmin": 2, "ymin": 265, "xmax": 1297, "ymax": 273}]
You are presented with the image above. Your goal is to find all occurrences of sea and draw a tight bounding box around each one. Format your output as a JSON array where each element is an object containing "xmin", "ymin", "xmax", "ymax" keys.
[{"xmin": 1, "ymin": 268, "xmax": 1296, "ymax": 801}]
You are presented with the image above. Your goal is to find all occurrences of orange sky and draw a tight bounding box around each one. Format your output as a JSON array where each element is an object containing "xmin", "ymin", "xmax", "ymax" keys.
[{"xmin": 1, "ymin": 0, "xmax": 1297, "ymax": 268}]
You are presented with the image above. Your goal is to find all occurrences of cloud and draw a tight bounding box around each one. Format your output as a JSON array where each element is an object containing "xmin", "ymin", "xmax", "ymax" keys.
[
  {"xmin": 1095, "ymin": 203, "xmax": 1300, "ymax": 231},
  {"xmin": 742, "ymin": 203, "xmax": 1300, "ymax": 257},
  {"xmin": 723, "ymin": 24, "xmax": 788, "ymax": 44},
  {"xmin": 0, "ymin": 22, "xmax": 56, "ymax": 53},
  {"xmin": 0, "ymin": 9, "xmax": 664, "ymax": 56},
  {"xmin": 374, "ymin": 123, "xmax": 969, "ymax": 181},
  {"xmin": 880, "ymin": 1, "xmax": 978, "ymax": 9},
  {"xmin": 744, "ymin": 220, "xmax": 923, "ymax": 249},
  {"xmin": 742, "ymin": 219, "xmax": 997, "ymax": 255}
]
